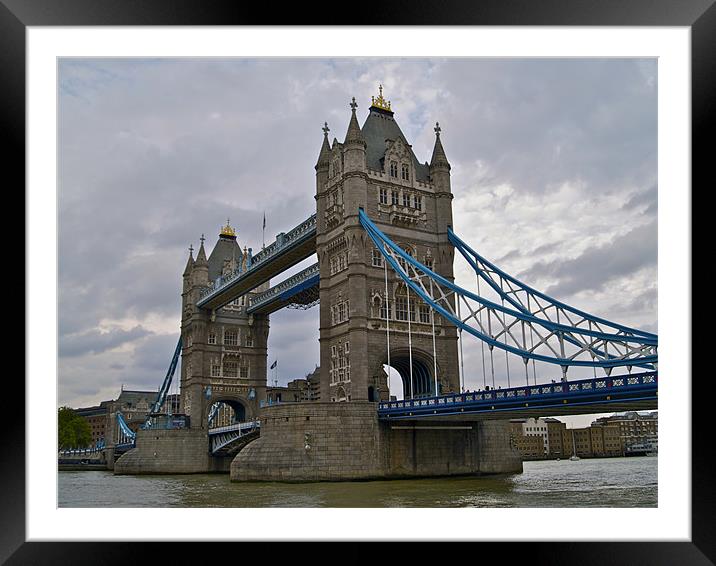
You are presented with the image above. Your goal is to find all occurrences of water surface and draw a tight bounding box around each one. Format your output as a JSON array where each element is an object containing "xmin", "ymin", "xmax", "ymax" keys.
[{"xmin": 58, "ymin": 456, "xmax": 657, "ymax": 508}]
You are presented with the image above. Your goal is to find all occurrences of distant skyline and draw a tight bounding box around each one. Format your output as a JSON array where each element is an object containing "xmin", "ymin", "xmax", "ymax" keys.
[{"xmin": 58, "ymin": 58, "xmax": 657, "ymax": 427}]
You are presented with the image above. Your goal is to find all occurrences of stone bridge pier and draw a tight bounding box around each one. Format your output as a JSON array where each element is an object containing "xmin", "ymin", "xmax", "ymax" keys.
[{"xmin": 230, "ymin": 402, "xmax": 522, "ymax": 482}]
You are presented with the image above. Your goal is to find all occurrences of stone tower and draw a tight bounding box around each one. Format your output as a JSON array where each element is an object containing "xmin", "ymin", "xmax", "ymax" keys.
[
  {"xmin": 315, "ymin": 86, "xmax": 460, "ymax": 403},
  {"xmin": 180, "ymin": 220, "xmax": 270, "ymax": 428}
]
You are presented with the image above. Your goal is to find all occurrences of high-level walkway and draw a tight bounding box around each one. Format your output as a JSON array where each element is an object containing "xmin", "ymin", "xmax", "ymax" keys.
[{"xmin": 197, "ymin": 213, "xmax": 316, "ymax": 311}]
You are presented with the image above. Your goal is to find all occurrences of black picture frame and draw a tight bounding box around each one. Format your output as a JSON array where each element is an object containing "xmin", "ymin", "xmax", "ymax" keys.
[{"xmin": 5, "ymin": 1, "xmax": 710, "ymax": 563}]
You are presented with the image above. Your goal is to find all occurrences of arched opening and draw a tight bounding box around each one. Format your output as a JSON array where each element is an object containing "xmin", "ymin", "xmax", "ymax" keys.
[
  {"xmin": 382, "ymin": 351, "xmax": 438, "ymax": 400},
  {"xmin": 207, "ymin": 399, "xmax": 247, "ymax": 429}
]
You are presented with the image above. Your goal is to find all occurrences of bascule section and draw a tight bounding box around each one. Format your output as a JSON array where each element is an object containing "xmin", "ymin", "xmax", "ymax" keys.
[{"xmin": 315, "ymin": 87, "xmax": 460, "ymax": 404}]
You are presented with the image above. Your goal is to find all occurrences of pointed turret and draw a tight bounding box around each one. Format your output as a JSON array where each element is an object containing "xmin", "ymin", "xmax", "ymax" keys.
[
  {"xmin": 193, "ymin": 234, "xmax": 209, "ymax": 286},
  {"xmin": 343, "ymin": 97, "xmax": 366, "ymax": 174},
  {"xmin": 195, "ymin": 235, "xmax": 208, "ymax": 266},
  {"xmin": 315, "ymin": 122, "xmax": 331, "ymax": 194},
  {"xmin": 429, "ymin": 122, "xmax": 453, "ymax": 232},
  {"xmin": 183, "ymin": 245, "xmax": 195, "ymax": 277},
  {"xmin": 315, "ymin": 122, "xmax": 332, "ymax": 171},
  {"xmin": 430, "ymin": 122, "xmax": 451, "ymax": 171},
  {"xmin": 344, "ymin": 97, "xmax": 366, "ymax": 148}
]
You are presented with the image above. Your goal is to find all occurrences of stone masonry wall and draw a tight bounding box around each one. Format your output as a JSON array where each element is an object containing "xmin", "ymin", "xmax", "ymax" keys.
[
  {"xmin": 231, "ymin": 402, "xmax": 384, "ymax": 481},
  {"xmin": 114, "ymin": 428, "xmax": 229, "ymax": 474}
]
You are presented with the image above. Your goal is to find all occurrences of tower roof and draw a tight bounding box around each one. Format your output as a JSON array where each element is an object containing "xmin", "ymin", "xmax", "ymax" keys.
[
  {"xmin": 360, "ymin": 92, "xmax": 430, "ymax": 182},
  {"xmin": 207, "ymin": 221, "xmax": 243, "ymax": 281}
]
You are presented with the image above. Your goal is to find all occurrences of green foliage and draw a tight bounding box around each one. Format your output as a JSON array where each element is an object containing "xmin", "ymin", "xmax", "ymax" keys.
[{"xmin": 58, "ymin": 406, "xmax": 92, "ymax": 449}]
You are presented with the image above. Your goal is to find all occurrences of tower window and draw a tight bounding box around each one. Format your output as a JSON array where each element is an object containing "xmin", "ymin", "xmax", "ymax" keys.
[
  {"xmin": 224, "ymin": 330, "xmax": 238, "ymax": 346},
  {"xmin": 390, "ymin": 161, "xmax": 398, "ymax": 177},
  {"xmin": 208, "ymin": 333, "xmax": 216, "ymax": 345},
  {"xmin": 414, "ymin": 195, "xmax": 422, "ymax": 210},
  {"xmin": 395, "ymin": 296, "xmax": 408, "ymax": 321},
  {"xmin": 223, "ymin": 361, "xmax": 238, "ymax": 378},
  {"xmin": 401, "ymin": 163, "xmax": 410, "ymax": 180},
  {"xmin": 379, "ymin": 188, "xmax": 388, "ymax": 204},
  {"xmin": 211, "ymin": 364, "xmax": 221, "ymax": 377},
  {"xmin": 371, "ymin": 247, "xmax": 384, "ymax": 267},
  {"xmin": 245, "ymin": 334, "xmax": 253, "ymax": 347},
  {"xmin": 391, "ymin": 190, "xmax": 399, "ymax": 205},
  {"xmin": 402, "ymin": 193, "xmax": 410, "ymax": 207}
]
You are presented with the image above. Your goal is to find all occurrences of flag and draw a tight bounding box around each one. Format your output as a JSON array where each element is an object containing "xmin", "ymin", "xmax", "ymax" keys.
[
  {"xmin": 270, "ymin": 360, "xmax": 277, "ymax": 369},
  {"xmin": 263, "ymin": 212, "xmax": 266, "ymax": 230}
]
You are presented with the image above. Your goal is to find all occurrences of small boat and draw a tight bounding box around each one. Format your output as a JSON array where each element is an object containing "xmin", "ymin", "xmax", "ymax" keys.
[{"xmin": 569, "ymin": 455, "xmax": 580, "ymax": 461}]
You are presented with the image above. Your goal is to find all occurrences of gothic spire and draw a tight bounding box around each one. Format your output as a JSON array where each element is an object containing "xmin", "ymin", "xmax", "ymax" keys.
[
  {"xmin": 430, "ymin": 122, "xmax": 450, "ymax": 170},
  {"xmin": 315, "ymin": 121, "xmax": 332, "ymax": 169},
  {"xmin": 195, "ymin": 233, "xmax": 208, "ymax": 266},
  {"xmin": 344, "ymin": 97, "xmax": 366, "ymax": 147},
  {"xmin": 183, "ymin": 244, "xmax": 195, "ymax": 276}
]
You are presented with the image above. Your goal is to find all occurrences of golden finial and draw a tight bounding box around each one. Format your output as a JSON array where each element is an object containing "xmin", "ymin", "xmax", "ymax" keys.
[
  {"xmin": 220, "ymin": 218, "xmax": 236, "ymax": 237},
  {"xmin": 370, "ymin": 84, "xmax": 392, "ymax": 112}
]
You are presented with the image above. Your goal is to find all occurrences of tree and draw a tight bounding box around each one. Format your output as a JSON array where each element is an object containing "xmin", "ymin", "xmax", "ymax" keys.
[{"xmin": 58, "ymin": 407, "xmax": 92, "ymax": 450}]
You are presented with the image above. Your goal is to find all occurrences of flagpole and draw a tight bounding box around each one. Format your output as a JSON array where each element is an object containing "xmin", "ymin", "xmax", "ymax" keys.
[{"xmin": 262, "ymin": 211, "xmax": 266, "ymax": 249}]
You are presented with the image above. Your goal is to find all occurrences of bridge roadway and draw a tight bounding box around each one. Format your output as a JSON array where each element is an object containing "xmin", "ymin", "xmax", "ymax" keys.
[
  {"xmin": 197, "ymin": 213, "xmax": 316, "ymax": 311},
  {"xmin": 378, "ymin": 371, "xmax": 657, "ymax": 421},
  {"xmin": 246, "ymin": 263, "xmax": 319, "ymax": 315}
]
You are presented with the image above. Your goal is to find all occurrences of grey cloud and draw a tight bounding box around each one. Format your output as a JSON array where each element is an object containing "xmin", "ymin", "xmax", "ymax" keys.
[
  {"xmin": 59, "ymin": 325, "xmax": 151, "ymax": 358},
  {"xmin": 521, "ymin": 221, "xmax": 657, "ymax": 298}
]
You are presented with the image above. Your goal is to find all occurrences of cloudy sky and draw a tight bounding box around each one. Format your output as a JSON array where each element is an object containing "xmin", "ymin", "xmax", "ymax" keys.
[{"xmin": 58, "ymin": 58, "xmax": 657, "ymax": 425}]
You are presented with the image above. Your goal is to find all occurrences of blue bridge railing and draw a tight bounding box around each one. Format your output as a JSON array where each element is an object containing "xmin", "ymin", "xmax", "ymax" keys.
[{"xmin": 378, "ymin": 371, "xmax": 657, "ymax": 419}]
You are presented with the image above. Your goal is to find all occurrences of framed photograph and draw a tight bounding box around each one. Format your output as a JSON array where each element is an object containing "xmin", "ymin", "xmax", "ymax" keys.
[{"xmin": 7, "ymin": 1, "xmax": 710, "ymax": 563}]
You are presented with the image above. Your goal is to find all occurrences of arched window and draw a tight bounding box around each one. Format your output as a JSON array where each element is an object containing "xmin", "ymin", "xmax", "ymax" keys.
[
  {"xmin": 401, "ymin": 163, "xmax": 410, "ymax": 180},
  {"xmin": 390, "ymin": 161, "xmax": 398, "ymax": 177}
]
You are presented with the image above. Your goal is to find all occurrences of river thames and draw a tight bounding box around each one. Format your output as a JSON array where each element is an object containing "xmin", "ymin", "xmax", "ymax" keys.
[{"xmin": 58, "ymin": 456, "xmax": 656, "ymax": 507}]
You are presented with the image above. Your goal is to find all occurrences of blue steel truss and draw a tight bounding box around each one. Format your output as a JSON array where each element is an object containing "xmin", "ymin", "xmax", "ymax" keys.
[
  {"xmin": 116, "ymin": 412, "xmax": 136, "ymax": 449},
  {"xmin": 449, "ymin": 228, "xmax": 656, "ymax": 371},
  {"xmin": 358, "ymin": 209, "xmax": 657, "ymax": 370}
]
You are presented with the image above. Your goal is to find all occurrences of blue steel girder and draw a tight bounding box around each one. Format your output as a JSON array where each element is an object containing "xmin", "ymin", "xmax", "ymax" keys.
[
  {"xmin": 246, "ymin": 263, "xmax": 319, "ymax": 315},
  {"xmin": 358, "ymin": 209, "xmax": 657, "ymax": 370},
  {"xmin": 143, "ymin": 337, "xmax": 182, "ymax": 429},
  {"xmin": 197, "ymin": 214, "xmax": 317, "ymax": 311}
]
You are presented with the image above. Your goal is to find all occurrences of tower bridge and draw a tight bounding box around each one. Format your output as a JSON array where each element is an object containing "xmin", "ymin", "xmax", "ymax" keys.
[{"xmin": 113, "ymin": 86, "xmax": 657, "ymax": 480}]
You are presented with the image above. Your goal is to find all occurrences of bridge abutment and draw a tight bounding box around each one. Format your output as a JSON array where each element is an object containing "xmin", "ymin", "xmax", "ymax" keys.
[
  {"xmin": 230, "ymin": 402, "xmax": 522, "ymax": 482},
  {"xmin": 114, "ymin": 428, "xmax": 231, "ymax": 475}
]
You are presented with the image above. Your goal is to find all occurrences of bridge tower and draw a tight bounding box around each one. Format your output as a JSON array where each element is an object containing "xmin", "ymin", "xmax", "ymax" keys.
[
  {"xmin": 315, "ymin": 86, "xmax": 460, "ymax": 403},
  {"xmin": 179, "ymin": 221, "xmax": 270, "ymax": 428}
]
